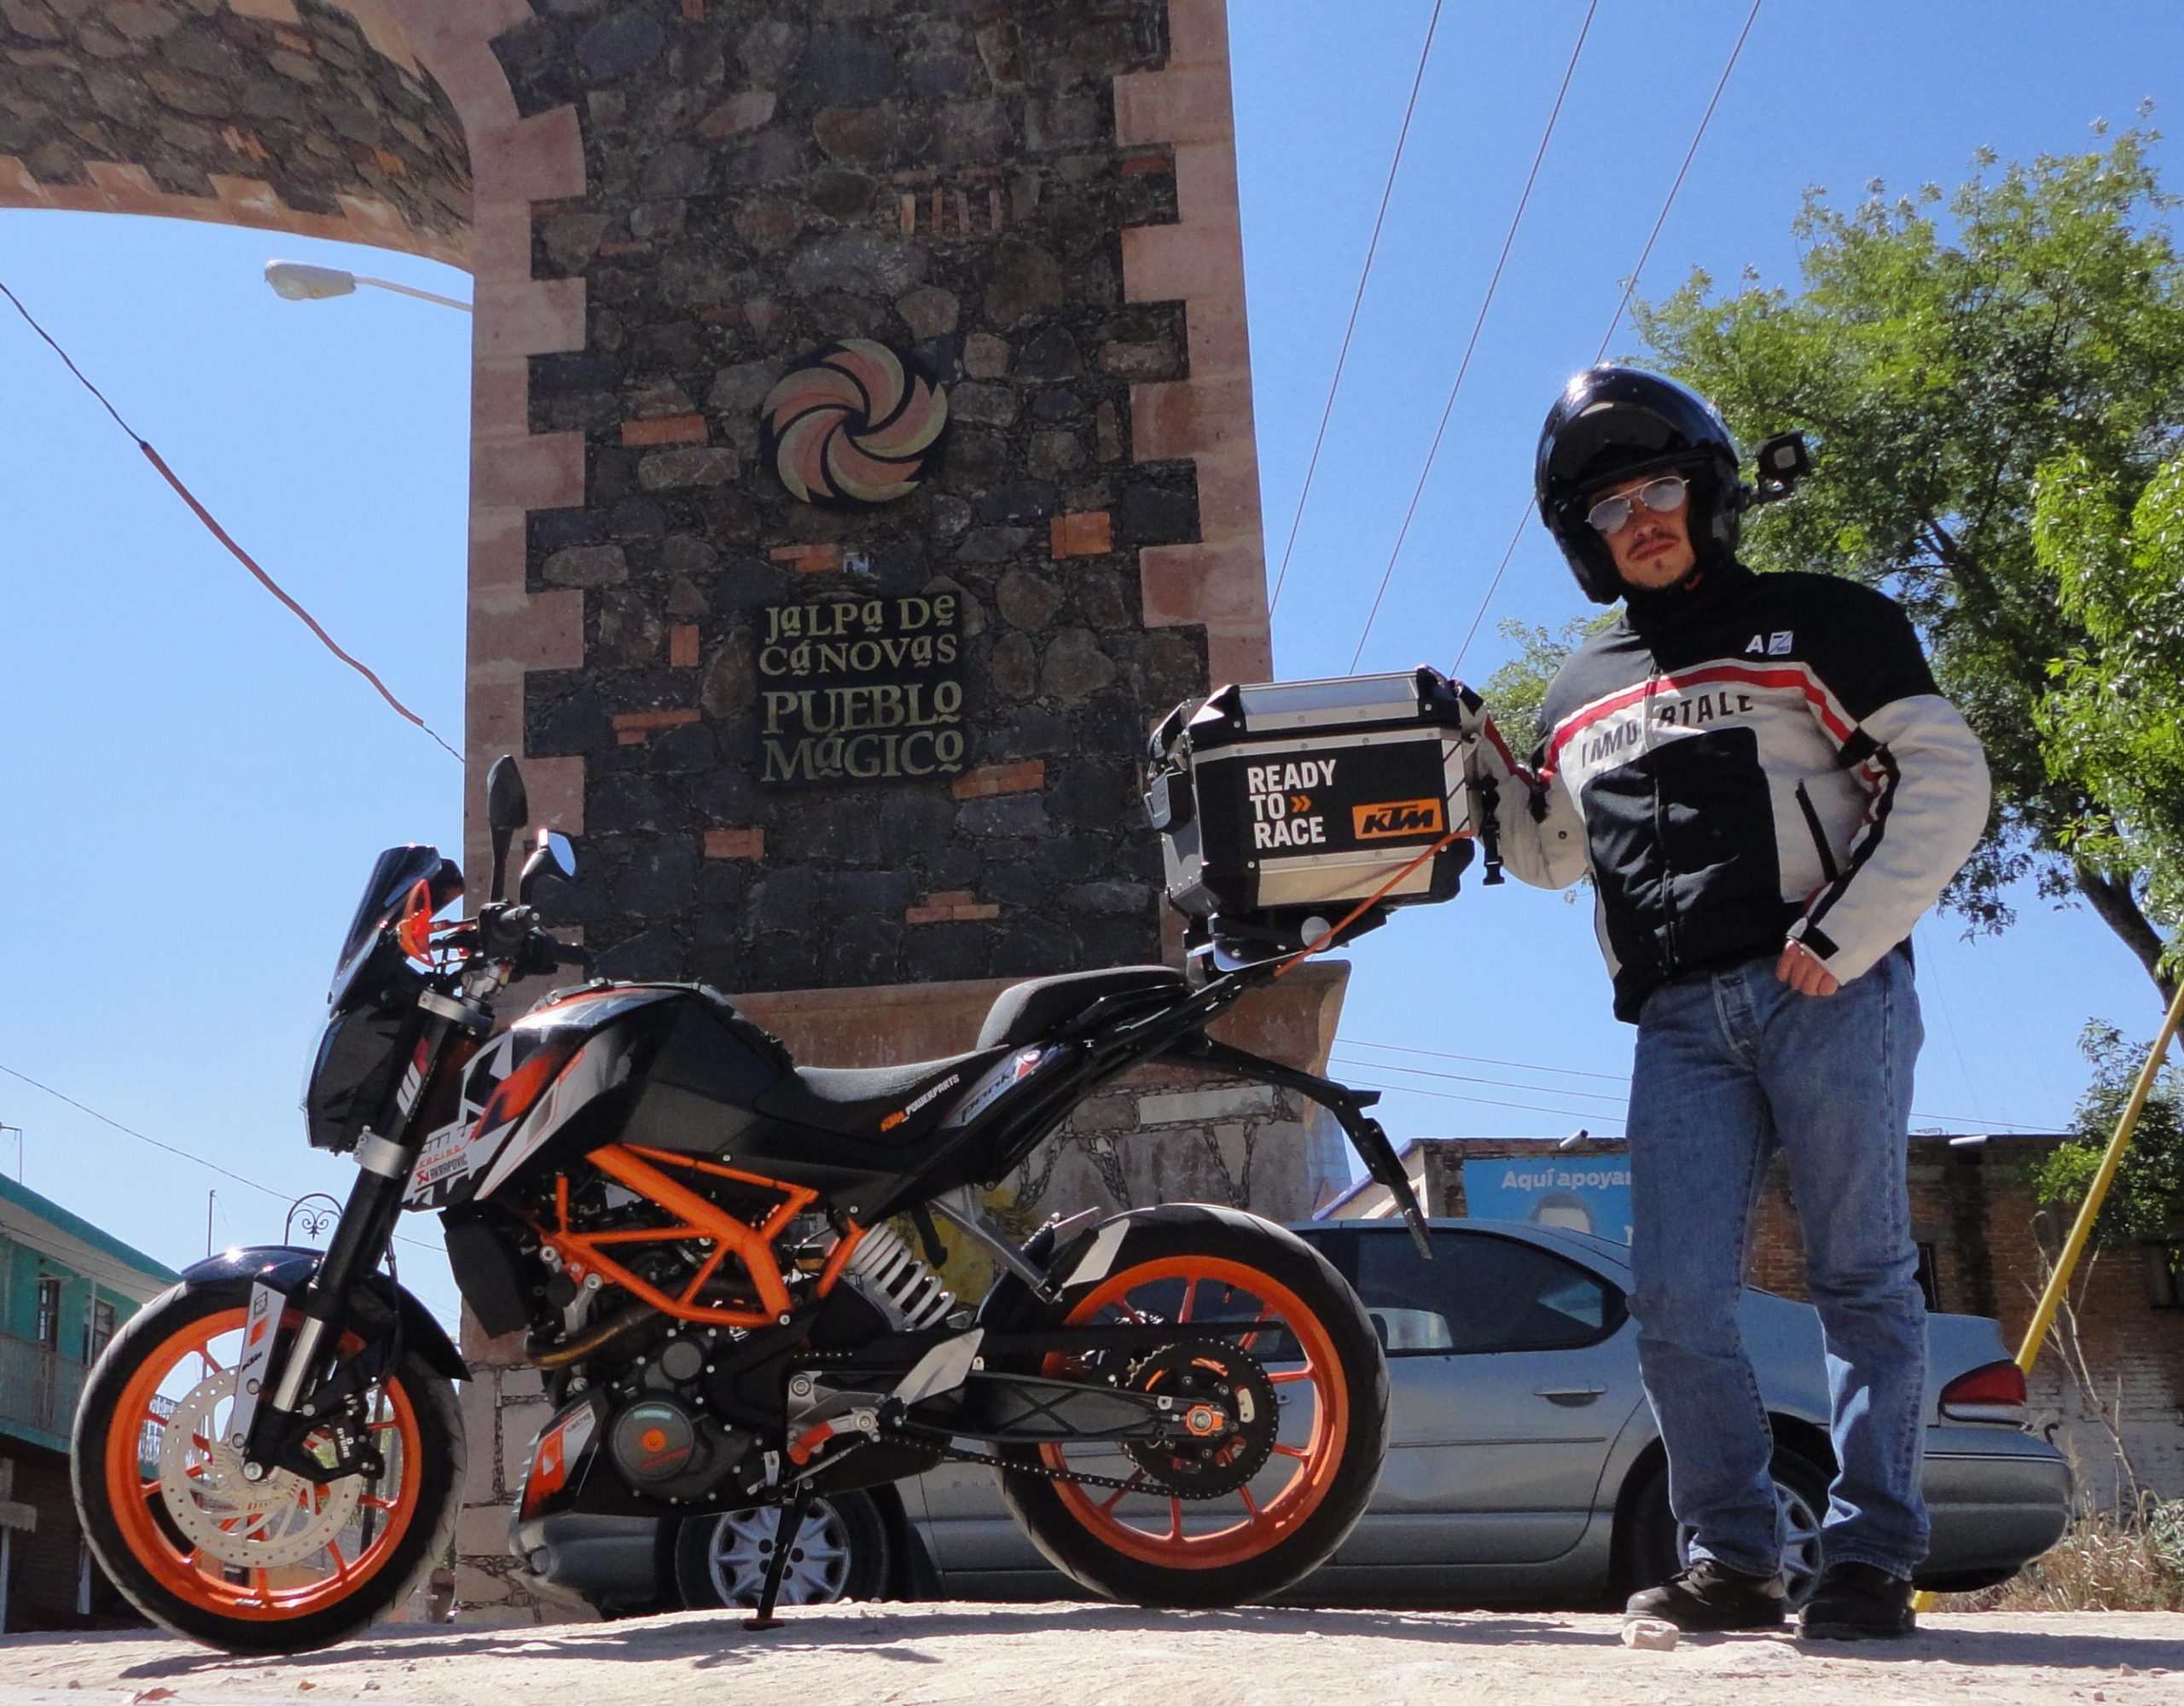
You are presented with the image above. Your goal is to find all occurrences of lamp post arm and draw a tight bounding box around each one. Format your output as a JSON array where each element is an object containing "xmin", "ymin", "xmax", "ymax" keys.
[{"xmin": 352, "ymin": 276, "xmax": 473, "ymax": 313}]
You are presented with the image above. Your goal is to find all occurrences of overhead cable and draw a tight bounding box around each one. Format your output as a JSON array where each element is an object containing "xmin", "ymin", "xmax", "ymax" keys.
[
  {"xmin": 0, "ymin": 278, "xmax": 461, "ymax": 762},
  {"xmin": 0, "ymin": 1061, "xmax": 439, "ymax": 1254},
  {"xmin": 1267, "ymin": 0, "xmax": 1446, "ymax": 616},
  {"xmin": 1345, "ymin": 0, "xmax": 1601, "ymax": 671},
  {"xmin": 1444, "ymin": 0, "xmax": 1767, "ymax": 676}
]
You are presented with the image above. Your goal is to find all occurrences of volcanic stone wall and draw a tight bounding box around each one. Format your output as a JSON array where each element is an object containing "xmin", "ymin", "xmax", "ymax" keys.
[
  {"xmin": 501, "ymin": 1, "xmax": 1221, "ymax": 994},
  {"xmin": 0, "ymin": 0, "xmax": 469, "ymax": 258}
]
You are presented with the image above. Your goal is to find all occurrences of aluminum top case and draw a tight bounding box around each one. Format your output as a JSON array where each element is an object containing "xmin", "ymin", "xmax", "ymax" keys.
[{"xmin": 1145, "ymin": 670, "xmax": 1475, "ymax": 956}]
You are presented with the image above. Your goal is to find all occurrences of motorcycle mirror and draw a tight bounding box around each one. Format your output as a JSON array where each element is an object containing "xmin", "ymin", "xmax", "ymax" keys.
[
  {"xmin": 519, "ymin": 827, "xmax": 576, "ymax": 902},
  {"xmin": 485, "ymin": 755, "xmax": 528, "ymax": 903}
]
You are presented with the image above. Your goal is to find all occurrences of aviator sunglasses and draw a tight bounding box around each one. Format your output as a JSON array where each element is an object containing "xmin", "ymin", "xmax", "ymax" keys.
[{"xmin": 1586, "ymin": 474, "xmax": 1688, "ymax": 535}]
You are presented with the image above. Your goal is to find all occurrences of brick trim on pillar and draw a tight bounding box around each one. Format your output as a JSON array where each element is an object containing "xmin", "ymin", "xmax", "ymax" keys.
[
  {"xmin": 375, "ymin": 2, "xmax": 591, "ymax": 890},
  {"xmin": 1113, "ymin": 0, "xmax": 1275, "ymax": 686}
]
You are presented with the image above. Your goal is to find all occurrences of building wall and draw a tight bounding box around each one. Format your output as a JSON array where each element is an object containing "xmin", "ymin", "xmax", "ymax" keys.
[
  {"xmin": 0, "ymin": 1180, "xmax": 177, "ymax": 1633},
  {"xmin": 1409, "ymin": 1134, "xmax": 2184, "ymax": 1505}
]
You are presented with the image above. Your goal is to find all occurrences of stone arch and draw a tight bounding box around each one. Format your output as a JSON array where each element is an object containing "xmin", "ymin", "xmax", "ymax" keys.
[{"xmin": 0, "ymin": 0, "xmax": 589, "ymax": 883}]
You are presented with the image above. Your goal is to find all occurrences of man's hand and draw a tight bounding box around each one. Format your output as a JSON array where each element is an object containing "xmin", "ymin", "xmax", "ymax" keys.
[{"xmin": 1775, "ymin": 939, "xmax": 1840, "ymax": 997}]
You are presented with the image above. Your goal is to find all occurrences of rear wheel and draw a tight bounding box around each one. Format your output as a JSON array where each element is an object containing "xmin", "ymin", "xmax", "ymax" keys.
[
  {"xmin": 996, "ymin": 1208, "xmax": 1387, "ymax": 1609},
  {"xmin": 73, "ymin": 1278, "xmax": 462, "ymax": 1653}
]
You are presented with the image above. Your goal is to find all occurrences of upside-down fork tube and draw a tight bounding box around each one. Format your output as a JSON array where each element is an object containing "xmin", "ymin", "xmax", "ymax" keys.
[
  {"xmin": 1161, "ymin": 1034, "xmax": 1433, "ymax": 1257},
  {"xmin": 246, "ymin": 1003, "xmax": 482, "ymax": 1466}
]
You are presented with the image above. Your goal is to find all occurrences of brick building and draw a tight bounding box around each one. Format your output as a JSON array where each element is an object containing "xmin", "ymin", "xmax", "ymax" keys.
[{"xmin": 1328, "ymin": 1134, "xmax": 2184, "ymax": 1505}]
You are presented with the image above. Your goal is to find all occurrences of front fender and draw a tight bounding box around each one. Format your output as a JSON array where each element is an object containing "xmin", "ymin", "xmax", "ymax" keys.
[{"xmin": 181, "ymin": 1245, "xmax": 468, "ymax": 1383}]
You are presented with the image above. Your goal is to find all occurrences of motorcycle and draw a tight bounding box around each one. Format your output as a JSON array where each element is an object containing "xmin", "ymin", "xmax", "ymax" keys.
[{"xmin": 72, "ymin": 756, "xmax": 1431, "ymax": 1652}]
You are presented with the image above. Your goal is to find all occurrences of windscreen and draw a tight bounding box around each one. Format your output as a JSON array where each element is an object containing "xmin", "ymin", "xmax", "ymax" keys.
[{"xmin": 328, "ymin": 844, "xmax": 448, "ymax": 1007}]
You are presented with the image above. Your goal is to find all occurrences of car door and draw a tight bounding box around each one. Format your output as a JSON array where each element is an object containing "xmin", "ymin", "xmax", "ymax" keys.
[{"xmin": 1331, "ymin": 1225, "xmax": 1644, "ymax": 1565}]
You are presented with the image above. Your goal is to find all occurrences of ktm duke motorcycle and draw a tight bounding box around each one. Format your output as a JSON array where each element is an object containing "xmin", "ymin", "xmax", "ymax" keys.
[{"xmin": 73, "ymin": 757, "xmax": 1430, "ymax": 1653}]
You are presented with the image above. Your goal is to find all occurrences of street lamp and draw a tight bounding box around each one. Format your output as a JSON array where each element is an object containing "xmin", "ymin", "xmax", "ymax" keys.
[{"xmin": 263, "ymin": 259, "xmax": 472, "ymax": 314}]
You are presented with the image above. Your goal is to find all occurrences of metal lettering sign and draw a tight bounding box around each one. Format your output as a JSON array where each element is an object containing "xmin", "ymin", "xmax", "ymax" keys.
[{"xmin": 757, "ymin": 594, "xmax": 966, "ymax": 786}]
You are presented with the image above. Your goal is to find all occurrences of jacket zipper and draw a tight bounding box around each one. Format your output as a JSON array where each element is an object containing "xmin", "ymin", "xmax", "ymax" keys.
[{"xmin": 1794, "ymin": 780, "xmax": 1841, "ymax": 885}]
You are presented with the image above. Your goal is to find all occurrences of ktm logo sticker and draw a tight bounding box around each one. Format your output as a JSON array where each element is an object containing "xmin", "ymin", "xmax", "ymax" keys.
[{"xmin": 1352, "ymin": 798, "xmax": 1444, "ymax": 839}]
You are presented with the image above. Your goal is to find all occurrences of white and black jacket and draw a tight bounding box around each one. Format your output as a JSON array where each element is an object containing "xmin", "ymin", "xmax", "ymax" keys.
[{"xmin": 1464, "ymin": 562, "xmax": 1990, "ymax": 1022}]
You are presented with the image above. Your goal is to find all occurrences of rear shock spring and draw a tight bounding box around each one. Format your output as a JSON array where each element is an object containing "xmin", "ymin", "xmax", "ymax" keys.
[{"xmin": 842, "ymin": 1223, "xmax": 955, "ymax": 1331}]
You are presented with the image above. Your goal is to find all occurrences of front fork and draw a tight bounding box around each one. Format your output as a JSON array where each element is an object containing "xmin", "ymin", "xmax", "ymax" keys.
[{"xmin": 232, "ymin": 996, "xmax": 486, "ymax": 1481}]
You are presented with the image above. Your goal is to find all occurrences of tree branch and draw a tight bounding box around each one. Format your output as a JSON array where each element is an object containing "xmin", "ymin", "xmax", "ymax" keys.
[{"xmin": 2074, "ymin": 860, "xmax": 2177, "ymax": 1003}]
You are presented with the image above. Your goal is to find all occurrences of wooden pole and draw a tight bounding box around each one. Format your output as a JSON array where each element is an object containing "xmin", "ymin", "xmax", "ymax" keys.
[{"xmin": 1912, "ymin": 970, "xmax": 2184, "ymax": 1612}]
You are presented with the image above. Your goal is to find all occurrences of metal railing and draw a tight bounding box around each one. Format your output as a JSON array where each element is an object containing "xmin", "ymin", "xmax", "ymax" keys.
[{"xmin": 0, "ymin": 1329, "xmax": 87, "ymax": 1442}]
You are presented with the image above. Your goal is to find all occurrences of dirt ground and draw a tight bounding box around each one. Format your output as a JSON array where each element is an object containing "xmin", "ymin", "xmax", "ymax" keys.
[{"xmin": 3, "ymin": 1604, "xmax": 2181, "ymax": 1706}]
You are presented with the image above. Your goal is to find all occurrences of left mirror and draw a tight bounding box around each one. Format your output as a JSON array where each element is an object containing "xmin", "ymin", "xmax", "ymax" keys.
[
  {"xmin": 543, "ymin": 830, "xmax": 577, "ymax": 879},
  {"xmin": 486, "ymin": 755, "xmax": 529, "ymax": 833}
]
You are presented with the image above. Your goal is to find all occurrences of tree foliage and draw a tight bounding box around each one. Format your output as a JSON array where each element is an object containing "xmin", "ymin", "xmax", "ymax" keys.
[
  {"xmin": 1495, "ymin": 125, "xmax": 2184, "ymax": 997},
  {"xmin": 2034, "ymin": 449, "xmax": 2184, "ymax": 952},
  {"xmin": 2029, "ymin": 1021, "xmax": 2184, "ymax": 1254}
]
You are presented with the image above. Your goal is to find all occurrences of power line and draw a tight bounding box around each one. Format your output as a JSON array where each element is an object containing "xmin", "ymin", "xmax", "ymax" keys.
[
  {"xmin": 1345, "ymin": 1076, "xmax": 1628, "ymax": 1130},
  {"xmin": 0, "ymin": 278, "xmax": 461, "ymax": 762},
  {"xmin": 1345, "ymin": 0, "xmax": 1600, "ymax": 672},
  {"xmin": 0, "ymin": 1063, "xmax": 439, "ymax": 1255},
  {"xmin": 1328, "ymin": 1051, "xmax": 1631, "ymax": 1107},
  {"xmin": 1445, "ymin": 0, "xmax": 1767, "ymax": 676},
  {"xmin": 1339, "ymin": 1036, "xmax": 1630, "ymax": 1083},
  {"xmin": 1267, "ymin": 0, "xmax": 1446, "ymax": 617},
  {"xmin": 1333, "ymin": 1038, "xmax": 2060, "ymax": 1134}
]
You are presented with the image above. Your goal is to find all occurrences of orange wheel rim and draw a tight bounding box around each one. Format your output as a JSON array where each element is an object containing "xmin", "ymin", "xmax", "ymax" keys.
[
  {"xmin": 1039, "ymin": 1256, "xmax": 1350, "ymax": 1570},
  {"xmin": 101, "ymin": 1307, "xmax": 425, "ymax": 1623}
]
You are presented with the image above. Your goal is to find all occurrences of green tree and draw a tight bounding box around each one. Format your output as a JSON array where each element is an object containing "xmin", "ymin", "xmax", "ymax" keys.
[
  {"xmin": 2029, "ymin": 1021, "xmax": 2184, "ymax": 1255},
  {"xmin": 1500, "ymin": 126, "xmax": 2184, "ymax": 996},
  {"xmin": 2033, "ymin": 448, "xmax": 2184, "ymax": 951}
]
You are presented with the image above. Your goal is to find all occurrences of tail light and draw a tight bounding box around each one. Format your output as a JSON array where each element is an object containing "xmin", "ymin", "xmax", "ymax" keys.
[{"xmin": 1938, "ymin": 1357, "xmax": 2028, "ymax": 1424}]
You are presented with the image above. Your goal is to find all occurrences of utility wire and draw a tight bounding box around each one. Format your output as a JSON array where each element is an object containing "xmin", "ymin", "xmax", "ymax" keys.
[
  {"xmin": 1267, "ymin": 0, "xmax": 1446, "ymax": 617},
  {"xmin": 1328, "ymin": 1051, "xmax": 1631, "ymax": 1106},
  {"xmin": 1444, "ymin": 0, "xmax": 1767, "ymax": 676},
  {"xmin": 0, "ymin": 1062, "xmax": 439, "ymax": 1255},
  {"xmin": 1339, "ymin": 1036, "xmax": 1630, "ymax": 1082},
  {"xmin": 0, "ymin": 279, "xmax": 461, "ymax": 762},
  {"xmin": 1345, "ymin": 0, "xmax": 1601, "ymax": 672},
  {"xmin": 1334, "ymin": 1037, "xmax": 2060, "ymax": 1133},
  {"xmin": 1345, "ymin": 1076, "xmax": 1629, "ymax": 1129}
]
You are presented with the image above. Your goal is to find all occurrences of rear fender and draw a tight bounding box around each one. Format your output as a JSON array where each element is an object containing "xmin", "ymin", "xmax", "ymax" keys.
[{"xmin": 179, "ymin": 1245, "xmax": 468, "ymax": 1383}]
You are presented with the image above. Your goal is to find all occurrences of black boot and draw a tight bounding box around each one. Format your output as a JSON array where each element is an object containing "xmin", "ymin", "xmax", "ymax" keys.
[
  {"xmin": 1798, "ymin": 1562, "xmax": 1916, "ymax": 1640},
  {"xmin": 1624, "ymin": 1558, "xmax": 1787, "ymax": 1631}
]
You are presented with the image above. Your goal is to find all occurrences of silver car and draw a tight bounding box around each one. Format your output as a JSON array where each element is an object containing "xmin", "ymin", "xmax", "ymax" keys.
[{"xmin": 546, "ymin": 1219, "xmax": 2071, "ymax": 1612}]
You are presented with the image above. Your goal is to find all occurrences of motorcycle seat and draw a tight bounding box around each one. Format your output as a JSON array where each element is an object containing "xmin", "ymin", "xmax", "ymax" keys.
[
  {"xmin": 977, "ymin": 965, "xmax": 1187, "ymax": 1050},
  {"xmin": 753, "ymin": 1052, "xmax": 985, "ymax": 1140}
]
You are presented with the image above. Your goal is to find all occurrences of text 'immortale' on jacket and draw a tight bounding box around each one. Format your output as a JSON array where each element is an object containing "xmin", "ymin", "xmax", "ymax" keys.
[{"xmin": 1463, "ymin": 562, "xmax": 1991, "ymax": 1021}]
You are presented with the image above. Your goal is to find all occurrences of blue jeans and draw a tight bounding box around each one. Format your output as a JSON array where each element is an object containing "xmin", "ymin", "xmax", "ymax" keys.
[{"xmin": 1627, "ymin": 947, "xmax": 1930, "ymax": 1580}]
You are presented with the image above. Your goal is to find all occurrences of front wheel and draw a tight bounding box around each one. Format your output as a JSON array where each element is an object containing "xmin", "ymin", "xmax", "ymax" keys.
[
  {"xmin": 72, "ymin": 1277, "xmax": 462, "ymax": 1653},
  {"xmin": 996, "ymin": 1206, "xmax": 1388, "ymax": 1609}
]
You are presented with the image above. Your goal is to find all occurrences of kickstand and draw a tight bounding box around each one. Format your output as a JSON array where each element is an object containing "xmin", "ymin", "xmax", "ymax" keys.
[{"xmin": 743, "ymin": 1481, "xmax": 814, "ymax": 1632}]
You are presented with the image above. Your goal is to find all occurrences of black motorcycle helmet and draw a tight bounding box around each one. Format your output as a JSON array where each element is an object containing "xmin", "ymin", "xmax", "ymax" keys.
[{"xmin": 1536, "ymin": 365, "xmax": 1745, "ymax": 603}]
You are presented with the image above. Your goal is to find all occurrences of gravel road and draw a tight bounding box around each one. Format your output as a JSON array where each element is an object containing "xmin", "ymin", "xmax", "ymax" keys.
[{"xmin": 3, "ymin": 1604, "xmax": 2181, "ymax": 1706}]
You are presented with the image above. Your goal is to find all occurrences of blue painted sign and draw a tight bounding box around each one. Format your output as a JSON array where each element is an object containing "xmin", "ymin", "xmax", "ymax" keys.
[{"xmin": 1462, "ymin": 1157, "xmax": 1632, "ymax": 1244}]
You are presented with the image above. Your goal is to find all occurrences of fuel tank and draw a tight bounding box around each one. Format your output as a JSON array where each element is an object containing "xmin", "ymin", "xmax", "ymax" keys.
[
  {"xmin": 406, "ymin": 981, "xmax": 985, "ymax": 1216},
  {"xmin": 405, "ymin": 984, "xmax": 791, "ymax": 1212}
]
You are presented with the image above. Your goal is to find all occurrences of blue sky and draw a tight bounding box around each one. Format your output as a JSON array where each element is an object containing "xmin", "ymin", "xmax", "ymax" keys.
[{"xmin": 3, "ymin": 0, "xmax": 2181, "ymax": 1328}]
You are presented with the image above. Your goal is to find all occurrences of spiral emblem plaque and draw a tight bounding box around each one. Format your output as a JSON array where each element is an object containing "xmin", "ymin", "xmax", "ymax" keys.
[{"xmin": 760, "ymin": 339, "xmax": 950, "ymax": 509}]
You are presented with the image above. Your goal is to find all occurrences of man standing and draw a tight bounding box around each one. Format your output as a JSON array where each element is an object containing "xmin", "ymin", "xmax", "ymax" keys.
[{"xmin": 1454, "ymin": 366, "xmax": 1990, "ymax": 1639}]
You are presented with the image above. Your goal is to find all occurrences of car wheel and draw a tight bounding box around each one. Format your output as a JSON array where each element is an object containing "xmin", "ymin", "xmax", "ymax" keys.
[
  {"xmin": 672, "ymin": 1490, "xmax": 891, "ymax": 1610},
  {"xmin": 1628, "ymin": 1449, "xmax": 1832, "ymax": 1608}
]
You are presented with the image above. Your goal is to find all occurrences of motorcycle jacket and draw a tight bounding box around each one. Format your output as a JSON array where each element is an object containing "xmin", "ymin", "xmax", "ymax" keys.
[{"xmin": 1462, "ymin": 561, "xmax": 1990, "ymax": 1022}]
